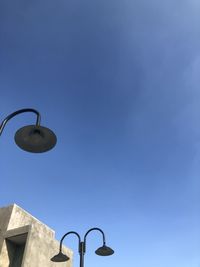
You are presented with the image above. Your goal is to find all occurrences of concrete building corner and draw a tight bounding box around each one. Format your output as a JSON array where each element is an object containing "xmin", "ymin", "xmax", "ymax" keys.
[{"xmin": 0, "ymin": 204, "xmax": 72, "ymax": 267}]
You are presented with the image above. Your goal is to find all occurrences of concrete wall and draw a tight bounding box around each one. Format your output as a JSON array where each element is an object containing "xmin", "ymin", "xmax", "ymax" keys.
[{"xmin": 0, "ymin": 204, "xmax": 73, "ymax": 267}]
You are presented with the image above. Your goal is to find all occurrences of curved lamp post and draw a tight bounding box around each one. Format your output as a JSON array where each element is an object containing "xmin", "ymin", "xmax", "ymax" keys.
[
  {"xmin": 51, "ymin": 227, "xmax": 114, "ymax": 267},
  {"xmin": 0, "ymin": 108, "xmax": 57, "ymax": 153}
]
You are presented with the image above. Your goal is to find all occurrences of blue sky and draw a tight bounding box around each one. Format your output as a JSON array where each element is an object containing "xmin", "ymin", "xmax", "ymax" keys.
[{"xmin": 0, "ymin": 0, "xmax": 200, "ymax": 266}]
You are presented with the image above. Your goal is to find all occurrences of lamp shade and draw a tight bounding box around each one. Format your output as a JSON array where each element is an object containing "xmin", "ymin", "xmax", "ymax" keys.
[
  {"xmin": 14, "ymin": 125, "xmax": 57, "ymax": 153},
  {"xmin": 50, "ymin": 252, "xmax": 70, "ymax": 262},
  {"xmin": 95, "ymin": 245, "xmax": 114, "ymax": 256}
]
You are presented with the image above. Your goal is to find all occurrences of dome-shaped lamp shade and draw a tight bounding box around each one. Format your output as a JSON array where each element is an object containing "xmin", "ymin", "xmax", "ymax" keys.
[
  {"xmin": 95, "ymin": 245, "xmax": 114, "ymax": 256},
  {"xmin": 14, "ymin": 125, "xmax": 57, "ymax": 153},
  {"xmin": 51, "ymin": 252, "xmax": 70, "ymax": 262}
]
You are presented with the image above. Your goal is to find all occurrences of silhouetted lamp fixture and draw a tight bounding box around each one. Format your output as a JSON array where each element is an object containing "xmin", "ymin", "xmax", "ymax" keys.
[
  {"xmin": 0, "ymin": 108, "xmax": 57, "ymax": 153},
  {"xmin": 51, "ymin": 227, "xmax": 114, "ymax": 267}
]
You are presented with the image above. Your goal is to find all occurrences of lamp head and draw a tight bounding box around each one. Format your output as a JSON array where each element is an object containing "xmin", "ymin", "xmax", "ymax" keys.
[
  {"xmin": 14, "ymin": 125, "xmax": 57, "ymax": 153},
  {"xmin": 95, "ymin": 245, "xmax": 114, "ymax": 256},
  {"xmin": 51, "ymin": 252, "xmax": 70, "ymax": 262}
]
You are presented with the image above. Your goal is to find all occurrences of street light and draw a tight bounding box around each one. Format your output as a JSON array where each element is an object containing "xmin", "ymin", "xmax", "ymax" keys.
[
  {"xmin": 51, "ymin": 227, "xmax": 114, "ymax": 267},
  {"xmin": 0, "ymin": 108, "xmax": 57, "ymax": 153}
]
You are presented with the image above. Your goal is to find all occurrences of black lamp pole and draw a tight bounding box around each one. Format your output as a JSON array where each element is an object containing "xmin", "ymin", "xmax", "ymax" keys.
[
  {"xmin": 0, "ymin": 108, "xmax": 57, "ymax": 153},
  {"xmin": 51, "ymin": 227, "xmax": 114, "ymax": 267}
]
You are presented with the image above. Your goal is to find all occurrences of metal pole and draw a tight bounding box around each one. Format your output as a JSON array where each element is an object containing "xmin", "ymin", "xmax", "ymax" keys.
[
  {"xmin": 79, "ymin": 242, "xmax": 85, "ymax": 267},
  {"xmin": 0, "ymin": 108, "xmax": 41, "ymax": 135}
]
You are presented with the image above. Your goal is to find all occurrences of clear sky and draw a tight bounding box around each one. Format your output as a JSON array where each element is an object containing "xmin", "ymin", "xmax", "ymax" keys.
[{"xmin": 0, "ymin": 0, "xmax": 200, "ymax": 266}]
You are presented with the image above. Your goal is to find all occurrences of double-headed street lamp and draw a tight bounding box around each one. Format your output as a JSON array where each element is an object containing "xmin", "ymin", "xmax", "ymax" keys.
[
  {"xmin": 0, "ymin": 108, "xmax": 57, "ymax": 153},
  {"xmin": 51, "ymin": 227, "xmax": 114, "ymax": 267}
]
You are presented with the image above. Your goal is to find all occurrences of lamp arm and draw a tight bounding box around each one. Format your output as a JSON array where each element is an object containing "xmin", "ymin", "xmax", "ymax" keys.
[
  {"xmin": 84, "ymin": 227, "xmax": 106, "ymax": 246},
  {"xmin": 0, "ymin": 108, "xmax": 41, "ymax": 135},
  {"xmin": 59, "ymin": 231, "xmax": 81, "ymax": 253}
]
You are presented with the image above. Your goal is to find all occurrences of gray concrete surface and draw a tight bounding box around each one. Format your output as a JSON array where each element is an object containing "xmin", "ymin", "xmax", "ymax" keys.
[{"xmin": 0, "ymin": 204, "xmax": 73, "ymax": 267}]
